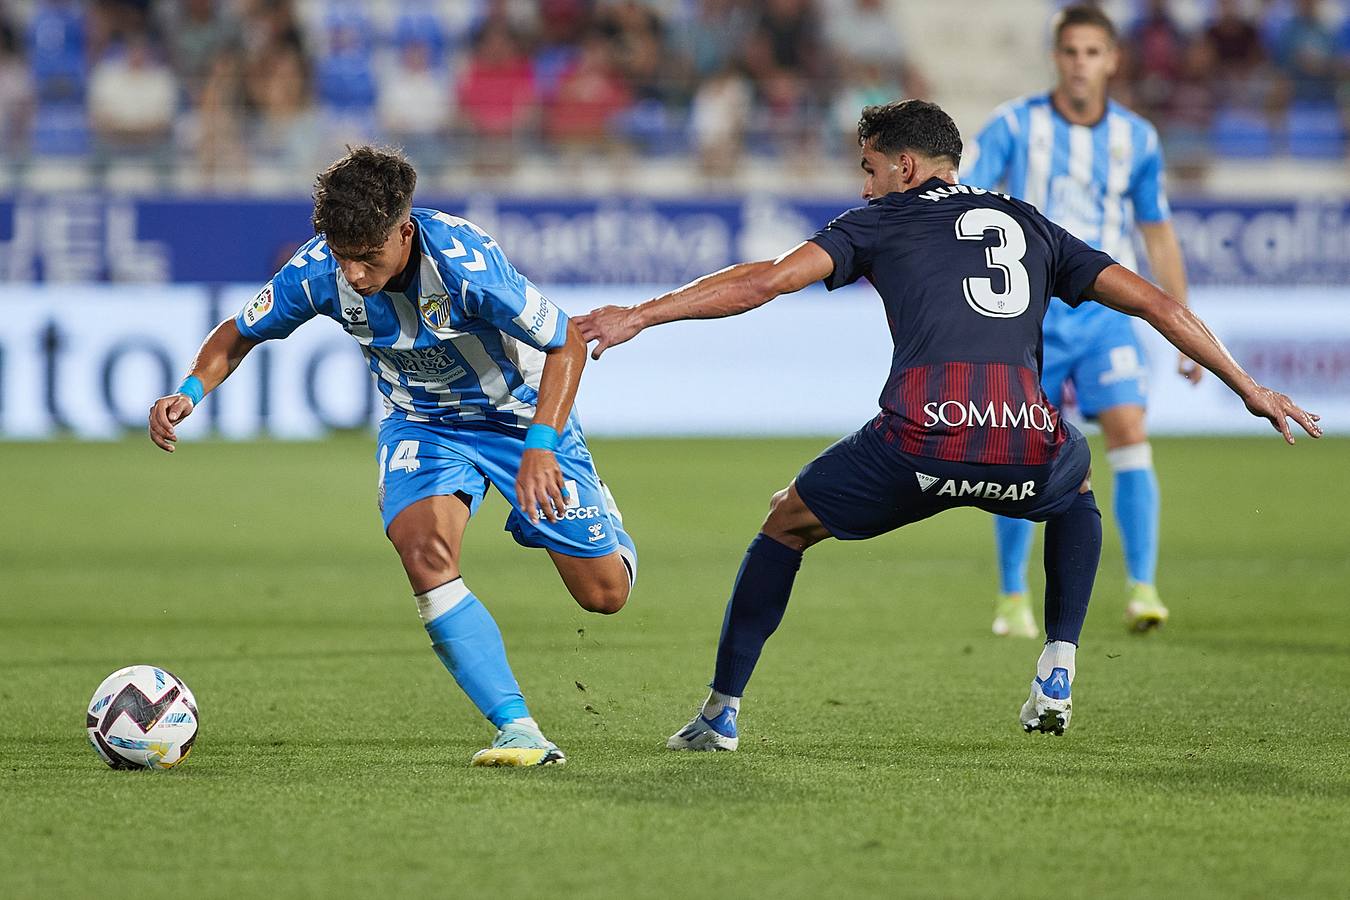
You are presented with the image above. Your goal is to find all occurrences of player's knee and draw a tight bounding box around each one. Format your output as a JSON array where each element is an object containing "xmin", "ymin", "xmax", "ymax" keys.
[
  {"xmin": 573, "ymin": 582, "xmax": 628, "ymax": 615},
  {"xmin": 394, "ymin": 533, "xmax": 460, "ymax": 582}
]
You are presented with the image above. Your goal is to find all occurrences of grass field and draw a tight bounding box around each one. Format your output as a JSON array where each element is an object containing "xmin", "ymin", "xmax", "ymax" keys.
[{"xmin": 2, "ymin": 434, "xmax": 1347, "ymax": 898}]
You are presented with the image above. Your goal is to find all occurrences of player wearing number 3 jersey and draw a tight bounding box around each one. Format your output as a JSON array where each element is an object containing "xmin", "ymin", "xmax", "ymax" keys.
[
  {"xmin": 147, "ymin": 147, "xmax": 637, "ymax": 767},
  {"xmin": 575, "ymin": 100, "xmax": 1319, "ymax": 746}
]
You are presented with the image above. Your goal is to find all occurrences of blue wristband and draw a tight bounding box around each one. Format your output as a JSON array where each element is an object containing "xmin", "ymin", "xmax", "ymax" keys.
[
  {"xmin": 524, "ymin": 424, "xmax": 560, "ymax": 451},
  {"xmin": 176, "ymin": 375, "xmax": 205, "ymax": 406}
]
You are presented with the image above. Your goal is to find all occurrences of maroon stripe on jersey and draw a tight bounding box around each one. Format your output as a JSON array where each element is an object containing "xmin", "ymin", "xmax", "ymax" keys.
[
  {"xmin": 900, "ymin": 367, "xmax": 927, "ymax": 455},
  {"xmin": 1012, "ymin": 367, "xmax": 1037, "ymax": 464},
  {"xmin": 982, "ymin": 364, "xmax": 1004, "ymax": 464},
  {"xmin": 951, "ymin": 362, "xmax": 972, "ymax": 460}
]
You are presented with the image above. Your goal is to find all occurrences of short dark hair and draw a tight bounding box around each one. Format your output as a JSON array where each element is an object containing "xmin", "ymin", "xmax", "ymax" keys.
[
  {"xmin": 857, "ymin": 100, "xmax": 963, "ymax": 167},
  {"xmin": 311, "ymin": 146, "xmax": 417, "ymax": 251},
  {"xmin": 1052, "ymin": 3, "xmax": 1117, "ymax": 45}
]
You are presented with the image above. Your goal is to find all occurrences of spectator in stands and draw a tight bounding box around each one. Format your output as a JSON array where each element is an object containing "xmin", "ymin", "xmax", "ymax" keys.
[
  {"xmin": 88, "ymin": 0, "xmax": 155, "ymax": 63},
  {"xmin": 27, "ymin": 0, "xmax": 85, "ymax": 103},
  {"xmin": 690, "ymin": 63, "xmax": 753, "ymax": 176},
  {"xmin": 600, "ymin": 0, "xmax": 675, "ymax": 104},
  {"xmin": 249, "ymin": 42, "xmax": 321, "ymax": 174},
  {"xmin": 192, "ymin": 47, "xmax": 248, "ymax": 186},
  {"xmin": 831, "ymin": 58, "xmax": 902, "ymax": 153},
  {"xmin": 158, "ymin": 0, "xmax": 239, "ymax": 101},
  {"xmin": 378, "ymin": 40, "xmax": 452, "ymax": 171},
  {"xmin": 0, "ymin": 17, "xmax": 34, "ymax": 163},
  {"xmin": 1272, "ymin": 0, "xmax": 1339, "ymax": 105},
  {"xmin": 749, "ymin": 0, "xmax": 827, "ymax": 91},
  {"xmin": 545, "ymin": 31, "xmax": 632, "ymax": 152},
  {"xmin": 669, "ymin": 0, "xmax": 752, "ymax": 80},
  {"xmin": 1163, "ymin": 36, "xmax": 1221, "ymax": 174},
  {"xmin": 1124, "ymin": 0, "xmax": 1187, "ymax": 122},
  {"xmin": 742, "ymin": 24, "xmax": 817, "ymax": 159},
  {"xmin": 456, "ymin": 20, "xmax": 538, "ymax": 172},
  {"xmin": 822, "ymin": 0, "xmax": 930, "ymax": 99},
  {"xmin": 87, "ymin": 33, "xmax": 178, "ymax": 180},
  {"xmin": 1205, "ymin": 0, "xmax": 1270, "ymax": 109}
]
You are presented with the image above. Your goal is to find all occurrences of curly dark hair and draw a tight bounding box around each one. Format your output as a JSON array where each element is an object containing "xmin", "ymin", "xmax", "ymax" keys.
[
  {"xmin": 311, "ymin": 146, "xmax": 418, "ymax": 251},
  {"xmin": 1053, "ymin": 4, "xmax": 1117, "ymax": 45},
  {"xmin": 857, "ymin": 100, "xmax": 963, "ymax": 166}
]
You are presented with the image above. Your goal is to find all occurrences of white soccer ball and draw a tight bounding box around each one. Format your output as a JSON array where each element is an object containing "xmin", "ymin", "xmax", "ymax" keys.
[{"xmin": 86, "ymin": 665, "xmax": 199, "ymax": 770}]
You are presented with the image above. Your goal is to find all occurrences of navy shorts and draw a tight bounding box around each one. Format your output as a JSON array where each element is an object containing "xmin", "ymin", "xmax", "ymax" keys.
[{"xmin": 794, "ymin": 419, "xmax": 1091, "ymax": 541}]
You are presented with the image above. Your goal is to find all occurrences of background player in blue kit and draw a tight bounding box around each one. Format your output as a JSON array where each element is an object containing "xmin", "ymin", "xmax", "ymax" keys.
[
  {"xmin": 963, "ymin": 4, "xmax": 1198, "ymax": 637},
  {"xmin": 577, "ymin": 101, "xmax": 1319, "ymax": 748},
  {"xmin": 147, "ymin": 147, "xmax": 636, "ymax": 767}
]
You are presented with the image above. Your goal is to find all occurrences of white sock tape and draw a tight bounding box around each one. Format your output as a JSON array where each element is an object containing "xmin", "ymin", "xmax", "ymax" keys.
[
  {"xmin": 415, "ymin": 578, "xmax": 471, "ymax": 624},
  {"xmin": 1106, "ymin": 442, "xmax": 1153, "ymax": 472}
]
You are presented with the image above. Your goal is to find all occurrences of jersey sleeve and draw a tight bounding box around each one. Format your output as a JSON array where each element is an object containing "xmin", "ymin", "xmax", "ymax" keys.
[
  {"xmin": 1046, "ymin": 219, "xmax": 1118, "ymax": 307},
  {"xmin": 807, "ymin": 204, "xmax": 881, "ymax": 290},
  {"xmin": 960, "ymin": 108, "xmax": 1016, "ymax": 191},
  {"xmin": 1129, "ymin": 125, "xmax": 1171, "ymax": 224},
  {"xmin": 443, "ymin": 228, "xmax": 568, "ymax": 350},
  {"xmin": 233, "ymin": 272, "xmax": 316, "ymax": 341}
]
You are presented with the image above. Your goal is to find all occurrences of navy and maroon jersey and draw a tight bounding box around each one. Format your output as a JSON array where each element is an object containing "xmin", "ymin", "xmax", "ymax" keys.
[{"xmin": 808, "ymin": 178, "xmax": 1116, "ymax": 465}]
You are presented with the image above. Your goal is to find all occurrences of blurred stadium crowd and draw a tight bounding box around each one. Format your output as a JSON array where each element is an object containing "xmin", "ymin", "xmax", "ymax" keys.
[{"xmin": 0, "ymin": 0, "xmax": 1345, "ymax": 192}]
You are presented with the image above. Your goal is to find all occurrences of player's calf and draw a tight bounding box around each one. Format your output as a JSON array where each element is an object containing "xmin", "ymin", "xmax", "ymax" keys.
[{"xmin": 551, "ymin": 551, "xmax": 631, "ymax": 614}]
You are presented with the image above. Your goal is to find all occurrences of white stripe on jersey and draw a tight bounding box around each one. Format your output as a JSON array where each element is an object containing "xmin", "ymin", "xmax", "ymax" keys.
[
  {"xmin": 453, "ymin": 330, "xmax": 531, "ymax": 422},
  {"xmin": 386, "ymin": 291, "xmax": 420, "ymax": 350},
  {"xmin": 300, "ymin": 277, "xmax": 319, "ymax": 315},
  {"xmin": 370, "ymin": 351, "xmax": 418, "ymax": 414},
  {"xmin": 1025, "ymin": 104, "xmax": 1053, "ymax": 211},
  {"xmin": 1068, "ymin": 124, "xmax": 1093, "ymax": 192},
  {"xmin": 1103, "ymin": 112, "xmax": 1134, "ymax": 266}
]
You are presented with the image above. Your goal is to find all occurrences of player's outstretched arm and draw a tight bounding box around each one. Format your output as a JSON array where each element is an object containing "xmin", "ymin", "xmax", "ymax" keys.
[
  {"xmin": 1088, "ymin": 264, "xmax": 1322, "ymax": 444},
  {"xmin": 516, "ymin": 320, "xmax": 587, "ymax": 523},
  {"xmin": 148, "ymin": 318, "xmax": 259, "ymax": 453},
  {"xmin": 574, "ymin": 242, "xmax": 835, "ymax": 359}
]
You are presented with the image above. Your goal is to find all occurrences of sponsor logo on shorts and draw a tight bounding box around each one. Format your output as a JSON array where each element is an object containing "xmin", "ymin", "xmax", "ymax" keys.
[
  {"xmin": 922, "ymin": 400, "xmax": 1058, "ymax": 433},
  {"xmin": 933, "ymin": 479, "xmax": 1037, "ymax": 501},
  {"xmin": 563, "ymin": 479, "xmax": 580, "ymax": 511},
  {"xmin": 564, "ymin": 504, "xmax": 603, "ymax": 521},
  {"xmin": 243, "ymin": 283, "xmax": 274, "ymax": 326},
  {"xmin": 587, "ymin": 522, "xmax": 607, "ymax": 542}
]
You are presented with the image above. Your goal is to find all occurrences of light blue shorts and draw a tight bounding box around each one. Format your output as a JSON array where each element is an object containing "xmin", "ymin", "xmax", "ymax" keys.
[
  {"xmin": 1042, "ymin": 306, "xmax": 1148, "ymax": 417},
  {"xmin": 376, "ymin": 415, "xmax": 619, "ymax": 558}
]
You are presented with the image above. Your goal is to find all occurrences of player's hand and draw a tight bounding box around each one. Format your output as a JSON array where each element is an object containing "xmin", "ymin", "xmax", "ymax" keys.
[
  {"xmin": 148, "ymin": 394, "xmax": 194, "ymax": 453},
  {"xmin": 1177, "ymin": 352, "xmax": 1202, "ymax": 385},
  {"xmin": 516, "ymin": 448, "xmax": 567, "ymax": 524},
  {"xmin": 1242, "ymin": 385, "xmax": 1322, "ymax": 445},
  {"xmin": 574, "ymin": 305, "xmax": 642, "ymax": 360}
]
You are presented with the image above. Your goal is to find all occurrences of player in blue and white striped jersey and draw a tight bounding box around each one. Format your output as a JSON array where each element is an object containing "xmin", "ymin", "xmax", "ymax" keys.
[
  {"xmin": 962, "ymin": 4, "xmax": 1199, "ymax": 637},
  {"xmin": 148, "ymin": 147, "xmax": 637, "ymax": 767}
]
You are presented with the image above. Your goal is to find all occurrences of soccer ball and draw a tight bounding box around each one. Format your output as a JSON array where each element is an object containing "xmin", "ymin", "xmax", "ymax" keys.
[{"xmin": 86, "ymin": 665, "xmax": 199, "ymax": 770}]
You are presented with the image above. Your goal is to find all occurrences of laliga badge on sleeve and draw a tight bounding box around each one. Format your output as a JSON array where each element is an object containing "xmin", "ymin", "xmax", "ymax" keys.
[{"xmin": 243, "ymin": 283, "xmax": 274, "ymax": 326}]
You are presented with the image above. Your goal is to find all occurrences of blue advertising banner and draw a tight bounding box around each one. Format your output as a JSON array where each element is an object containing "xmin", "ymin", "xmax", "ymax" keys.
[{"xmin": 0, "ymin": 194, "xmax": 1346, "ymax": 287}]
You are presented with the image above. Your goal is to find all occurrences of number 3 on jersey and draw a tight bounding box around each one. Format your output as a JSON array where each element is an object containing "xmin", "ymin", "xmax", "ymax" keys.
[{"xmin": 955, "ymin": 208, "xmax": 1030, "ymax": 318}]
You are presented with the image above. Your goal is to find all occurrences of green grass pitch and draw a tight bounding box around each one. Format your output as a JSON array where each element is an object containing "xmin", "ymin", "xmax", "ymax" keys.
[{"xmin": 2, "ymin": 434, "xmax": 1347, "ymax": 897}]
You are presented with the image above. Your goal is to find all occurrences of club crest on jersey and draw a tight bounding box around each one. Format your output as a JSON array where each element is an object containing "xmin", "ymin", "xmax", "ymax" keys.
[
  {"xmin": 420, "ymin": 291, "xmax": 452, "ymax": 329},
  {"xmin": 243, "ymin": 283, "xmax": 273, "ymax": 326}
]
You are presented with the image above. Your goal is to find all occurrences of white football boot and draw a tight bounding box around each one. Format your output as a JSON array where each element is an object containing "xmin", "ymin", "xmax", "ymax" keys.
[
  {"xmin": 666, "ymin": 706, "xmax": 739, "ymax": 751},
  {"xmin": 1019, "ymin": 667, "xmax": 1073, "ymax": 736}
]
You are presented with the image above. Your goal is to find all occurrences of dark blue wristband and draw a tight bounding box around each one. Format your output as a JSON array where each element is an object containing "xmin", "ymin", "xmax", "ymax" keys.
[
  {"xmin": 524, "ymin": 424, "xmax": 560, "ymax": 451},
  {"xmin": 176, "ymin": 375, "xmax": 205, "ymax": 405}
]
